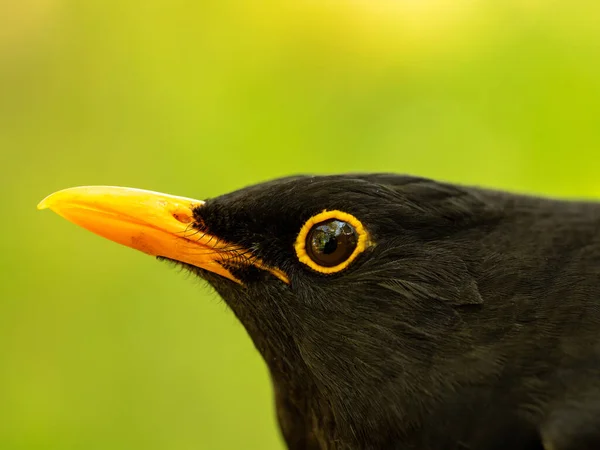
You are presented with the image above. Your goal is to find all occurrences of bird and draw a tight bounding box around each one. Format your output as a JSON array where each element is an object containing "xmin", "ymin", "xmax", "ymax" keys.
[{"xmin": 37, "ymin": 174, "xmax": 600, "ymax": 450}]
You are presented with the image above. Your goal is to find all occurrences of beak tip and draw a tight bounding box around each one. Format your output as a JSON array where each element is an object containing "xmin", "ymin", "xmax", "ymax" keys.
[
  {"xmin": 37, "ymin": 195, "xmax": 53, "ymax": 211},
  {"xmin": 37, "ymin": 187, "xmax": 80, "ymax": 211}
]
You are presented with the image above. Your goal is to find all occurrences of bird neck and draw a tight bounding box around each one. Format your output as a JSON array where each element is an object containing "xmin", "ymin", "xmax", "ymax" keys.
[{"xmin": 237, "ymin": 312, "xmax": 341, "ymax": 448}]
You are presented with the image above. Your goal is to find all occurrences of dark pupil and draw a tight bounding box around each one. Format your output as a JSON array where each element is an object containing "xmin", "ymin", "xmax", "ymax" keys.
[{"xmin": 306, "ymin": 219, "xmax": 358, "ymax": 267}]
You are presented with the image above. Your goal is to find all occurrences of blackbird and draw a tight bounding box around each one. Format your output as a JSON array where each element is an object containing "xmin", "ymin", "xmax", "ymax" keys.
[{"xmin": 38, "ymin": 174, "xmax": 600, "ymax": 450}]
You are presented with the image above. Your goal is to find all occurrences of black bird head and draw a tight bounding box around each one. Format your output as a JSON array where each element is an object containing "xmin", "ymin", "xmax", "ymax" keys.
[{"xmin": 39, "ymin": 175, "xmax": 533, "ymax": 448}]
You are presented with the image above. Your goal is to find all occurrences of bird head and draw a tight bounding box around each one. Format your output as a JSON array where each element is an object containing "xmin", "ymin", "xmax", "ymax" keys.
[{"xmin": 39, "ymin": 174, "xmax": 503, "ymax": 441}]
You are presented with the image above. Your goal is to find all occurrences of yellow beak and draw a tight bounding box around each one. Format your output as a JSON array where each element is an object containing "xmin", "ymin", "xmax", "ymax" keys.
[{"xmin": 37, "ymin": 186, "xmax": 242, "ymax": 283}]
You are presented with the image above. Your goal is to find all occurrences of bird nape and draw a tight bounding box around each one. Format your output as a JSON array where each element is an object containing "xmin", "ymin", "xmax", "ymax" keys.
[{"xmin": 38, "ymin": 174, "xmax": 600, "ymax": 450}]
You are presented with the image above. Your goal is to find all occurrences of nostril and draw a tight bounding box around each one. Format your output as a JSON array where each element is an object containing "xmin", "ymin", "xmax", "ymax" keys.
[{"xmin": 172, "ymin": 207, "xmax": 194, "ymax": 224}]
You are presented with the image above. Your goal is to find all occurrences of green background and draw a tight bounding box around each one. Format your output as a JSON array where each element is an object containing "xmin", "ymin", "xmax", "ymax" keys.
[{"xmin": 2, "ymin": 1, "xmax": 600, "ymax": 449}]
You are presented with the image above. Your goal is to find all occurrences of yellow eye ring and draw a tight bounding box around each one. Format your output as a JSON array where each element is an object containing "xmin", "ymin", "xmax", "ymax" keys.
[{"xmin": 294, "ymin": 210, "xmax": 370, "ymax": 274}]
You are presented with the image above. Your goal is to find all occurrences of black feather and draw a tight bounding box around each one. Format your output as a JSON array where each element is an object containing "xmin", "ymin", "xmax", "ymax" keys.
[{"xmin": 178, "ymin": 174, "xmax": 600, "ymax": 450}]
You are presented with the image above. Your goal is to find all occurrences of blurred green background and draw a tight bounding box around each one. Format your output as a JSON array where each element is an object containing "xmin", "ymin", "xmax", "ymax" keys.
[{"xmin": 2, "ymin": 1, "xmax": 600, "ymax": 449}]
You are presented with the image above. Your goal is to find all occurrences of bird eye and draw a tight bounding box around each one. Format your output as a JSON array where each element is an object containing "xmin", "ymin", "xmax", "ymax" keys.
[
  {"xmin": 306, "ymin": 220, "xmax": 357, "ymax": 267},
  {"xmin": 295, "ymin": 210, "xmax": 370, "ymax": 274}
]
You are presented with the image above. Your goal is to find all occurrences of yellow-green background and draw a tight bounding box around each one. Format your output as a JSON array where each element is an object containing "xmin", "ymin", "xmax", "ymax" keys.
[{"xmin": 2, "ymin": 1, "xmax": 600, "ymax": 449}]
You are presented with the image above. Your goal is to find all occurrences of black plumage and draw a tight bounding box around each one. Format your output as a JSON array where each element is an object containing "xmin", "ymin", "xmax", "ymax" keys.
[{"xmin": 41, "ymin": 174, "xmax": 600, "ymax": 449}]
